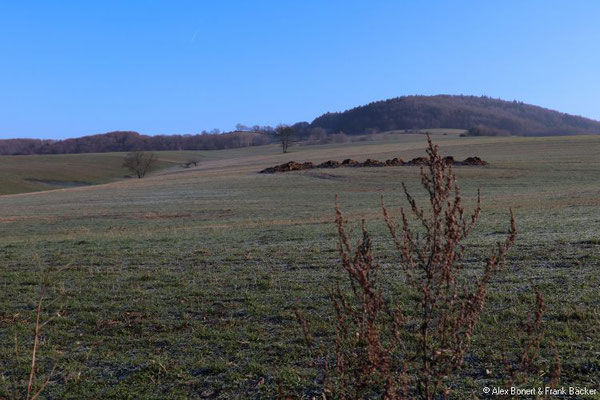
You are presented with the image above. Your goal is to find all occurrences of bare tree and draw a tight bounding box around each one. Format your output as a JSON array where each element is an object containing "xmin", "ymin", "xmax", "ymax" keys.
[
  {"xmin": 276, "ymin": 124, "xmax": 294, "ymax": 153},
  {"xmin": 122, "ymin": 151, "xmax": 156, "ymax": 178},
  {"xmin": 235, "ymin": 123, "xmax": 251, "ymax": 132}
]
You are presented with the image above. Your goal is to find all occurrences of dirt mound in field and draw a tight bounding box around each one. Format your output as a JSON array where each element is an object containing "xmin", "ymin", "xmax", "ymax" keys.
[
  {"xmin": 443, "ymin": 156, "xmax": 455, "ymax": 165},
  {"xmin": 259, "ymin": 155, "xmax": 488, "ymax": 173},
  {"xmin": 259, "ymin": 161, "xmax": 314, "ymax": 173},
  {"xmin": 385, "ymin": 157, "xmax": 404, "ymax": 166},
  {"xmin": 407, "ymin": 157, "xmax": 429, "ymax": 166},
  {"xmin": 316, "ymin": 160, "xmax": 342, "ymax": 168},
  {"xmin": 460, "ymin": 156, "xmax": 488, "ymax": 166},
  {"xmin": 342, "ymin": 158, "xmax": 360, "ymax": 166},
  {"xmin": 362, "ymin": 158, "xmax": 385, "ymax": 167}
]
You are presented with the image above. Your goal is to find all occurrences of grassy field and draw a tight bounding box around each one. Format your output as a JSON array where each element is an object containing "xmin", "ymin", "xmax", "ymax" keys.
[
  {"xmin": 0, "ymin": 151, "xmax": 214, "ymax": 195},
  {"xmin": 1, "ymin": 133, "xmax": 599, "ymax": 398},
  {"xmin": 0, "ymin": 131, "xmax": 466, "ymax": 196}
]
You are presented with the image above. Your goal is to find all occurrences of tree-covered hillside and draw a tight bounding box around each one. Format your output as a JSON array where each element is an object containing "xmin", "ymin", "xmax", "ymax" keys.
[{"xmin": 310, "ymin": 95, "xmax": 600, "ymax": 136}]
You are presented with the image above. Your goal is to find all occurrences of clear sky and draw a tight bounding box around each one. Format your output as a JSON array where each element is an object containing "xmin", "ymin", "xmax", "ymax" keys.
[{"xmin": 1, "ymin": 1, "xmax": 599, "ymax": 139}]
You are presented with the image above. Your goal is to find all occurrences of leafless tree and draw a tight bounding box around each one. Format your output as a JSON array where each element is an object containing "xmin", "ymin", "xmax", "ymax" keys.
[
  {"xmin": 122, "ymin": 151, "xmax": 156, "ymax": 178},
  {"xmin": 235, "ymin": 123, "xmax": 251, "ymax": 131},
  {"xmin": 276, "ymin": 124, "xmax": 294, "ymax": 153}
]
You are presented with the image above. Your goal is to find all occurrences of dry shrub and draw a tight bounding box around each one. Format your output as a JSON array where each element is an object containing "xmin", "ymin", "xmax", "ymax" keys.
[
  {"xmin": 296, "ymin": 136, "xmax": 557, "ymax": 399},
  {"xmin": 1, "ymin": 293, "xmax": 61, "ymax": 400},
  {"xmin": 1, "ymin": 260, "xmax": 67, "ymax": 400},
  {"xmin": 503, "ymin": 290, "xmax": 561, "ymax": 391}
]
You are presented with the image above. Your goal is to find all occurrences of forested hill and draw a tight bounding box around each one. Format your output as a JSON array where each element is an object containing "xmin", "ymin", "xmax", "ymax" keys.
[{"xmin": 310, "ymin": 95, "xmax": 600, "ymax": 136}]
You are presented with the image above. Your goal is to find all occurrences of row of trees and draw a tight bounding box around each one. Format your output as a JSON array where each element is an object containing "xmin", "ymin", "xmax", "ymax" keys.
[
  {"xmin": 0, "ymin": 130, "xmax": 271, "ymax": 155},
  {"xmin": 0, "ymin": 126, "xmax": 307, "ymax": 156},
  {"xmin": 3, "ymin": 95, "xmax": 599, "ymax": 156},
  {"xmin": 0, "ymin": 125, "xmax": 370, "ymax": 156}
]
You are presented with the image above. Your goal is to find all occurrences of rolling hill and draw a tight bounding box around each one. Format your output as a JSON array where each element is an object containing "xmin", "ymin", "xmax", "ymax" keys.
[
  {"xmin": 3, "ymin": 96, "xmax": 600, "ymax": 158},
  {"xmin": 0, "ymin": 150, "xmax": 211, "ymax": 195},
  {"xmin": 310, "ymin": 95, "xmax": 600, "ymax": 136}
]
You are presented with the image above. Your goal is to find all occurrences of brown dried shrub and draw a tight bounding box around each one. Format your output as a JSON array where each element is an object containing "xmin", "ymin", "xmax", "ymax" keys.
[
  {"xmin": 2, "ymin": 292, "xmax": 62, "ymax": 400},
  {"xmin": 295, "ymin": 136, "xmax": 557, "ymax": 399},
  {"xmin": 502, "ymin": 289, "xmax": 561, "ymax": 392}
]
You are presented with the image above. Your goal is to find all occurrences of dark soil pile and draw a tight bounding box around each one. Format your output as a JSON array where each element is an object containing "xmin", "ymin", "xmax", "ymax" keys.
[
  {"xmin": 259, "ymin": 155, "xmax": 488, "ymax": 173},
  {"xmin": 316, "ymin": 160, "xmax": 342, "ymax": 168},
  {"xmin": 385, "ymin": 157, "xmax": 404, "ymax": 166},
  {"xmin": 259, "ymin": 161, "xmax": 313, "ymax": 173},
  {"xmin": 342, "ymin": 158, "xmax": 360, "ymax": 166},
  {"xmin": 459, "ymin": 156, "xmax": 489, "ymax": 166},
  {"xmin": 407, "ymin": 157, "xmax": 429, "ymax": 166},
  {"xmin": 443, "ymin": 156, "xmax": 455, "ymax": 165},
  {"xmin": 362, "ymin": 159, "xmax": 386, "ymax": 167}
]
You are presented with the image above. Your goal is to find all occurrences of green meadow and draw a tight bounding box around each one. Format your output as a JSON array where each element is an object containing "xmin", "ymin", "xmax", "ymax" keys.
[{"xmin": 1, "ymin": 133, "xmax": 599, "ymax": 398}]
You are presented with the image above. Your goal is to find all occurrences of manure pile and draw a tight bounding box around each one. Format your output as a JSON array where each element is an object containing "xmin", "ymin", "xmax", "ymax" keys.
[{"xmin": 259, "ymin": 156, "xmax": 488, "ymax": 174}]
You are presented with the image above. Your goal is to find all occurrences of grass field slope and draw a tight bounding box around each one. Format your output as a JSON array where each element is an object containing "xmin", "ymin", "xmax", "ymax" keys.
[
  {"xmin": 0, "ymin": 131, "xmax": 462, "ymax": 195},
  {"xmin": 0, "ymin": 151, "xmax": 212, "ymax": 195},
  {"xmin": 0, "ymin": 134, "xmax": 599, "ymax": 398}
]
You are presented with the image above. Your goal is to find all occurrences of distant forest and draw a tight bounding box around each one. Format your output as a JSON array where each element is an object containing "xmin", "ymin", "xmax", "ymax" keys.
[
  {"xmin": 309, "ymin": 95, "xmax": 600, "ymax": 136},
  {"xmin": 0, "ymin": 130, "xmax": 271, "ymax": 155},
  {"xmin": 2, "ymin": 95, "xmax": 600, "ymax": 155}
]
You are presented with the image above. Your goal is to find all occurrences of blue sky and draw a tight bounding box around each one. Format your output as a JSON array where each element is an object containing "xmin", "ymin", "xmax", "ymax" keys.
[{"xmin": 1, "ymin": 1, "xmax": 599, "ymax": 139}]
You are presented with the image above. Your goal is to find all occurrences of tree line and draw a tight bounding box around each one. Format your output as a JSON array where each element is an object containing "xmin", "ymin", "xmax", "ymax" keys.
[
  {"xmin": 0, "ymin": 130, "xmax": 271, "ymax": 155},
  {"xmin": 3, "ymin": 95, "xmax": 600, "ymax": 155}
]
